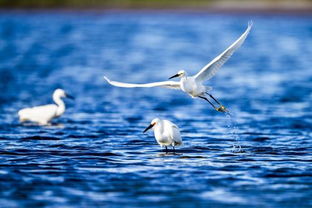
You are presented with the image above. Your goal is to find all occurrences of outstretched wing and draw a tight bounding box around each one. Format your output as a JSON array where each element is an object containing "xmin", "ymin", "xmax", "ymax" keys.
[
  {"xmin": 104, "ymin": 76, "xmax": 180, "ymax": 89},
  {"xmin": 194, "ymin": 21, "xmax": 253, "ymax": 82}
]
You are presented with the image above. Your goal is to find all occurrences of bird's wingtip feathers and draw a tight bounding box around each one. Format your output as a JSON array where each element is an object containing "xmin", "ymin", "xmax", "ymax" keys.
[
  {"xmin": 103, "ymin": 76, "xmax": 111, "ymax": 83},
  {"xmin": 248, "ymin": 20, "xmax": 253, "ymax": 28}
]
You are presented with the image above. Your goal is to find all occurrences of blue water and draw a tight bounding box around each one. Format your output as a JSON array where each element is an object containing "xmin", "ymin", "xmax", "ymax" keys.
[{"xmin": 0, "ymin": 11, "xmax": 311, "ymax": 207}]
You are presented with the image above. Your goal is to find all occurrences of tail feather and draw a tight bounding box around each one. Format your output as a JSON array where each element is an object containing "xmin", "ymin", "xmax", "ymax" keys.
[{"xmin": 18, "ymin": 108, "xmax": 29, "ymax": 123}]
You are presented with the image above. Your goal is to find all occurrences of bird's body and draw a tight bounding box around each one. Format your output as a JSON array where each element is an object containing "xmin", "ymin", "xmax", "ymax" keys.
[
  {"xmin": 18, "ymin": 104, "xmax": 61, "ymax": 125},
  {"xmin": 143, "ymin": 118, "xmax": 182, "ymax": 151},
  {"xmin": 18, "ymin": 89, "xmax": 72, "ymax": 125},
  {"xmin": 179, "ymin": 76, "xmax": 208, "ymax": 98},
  {"xmin": 104, "ymin": 22, "xmax": 253, "ymax": 112}
]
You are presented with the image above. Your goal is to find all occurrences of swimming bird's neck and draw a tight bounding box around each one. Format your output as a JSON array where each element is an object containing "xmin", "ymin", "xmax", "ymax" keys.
[{"xmin": 53, "ymin": 96, "xmax": 65, "ymax": 116}]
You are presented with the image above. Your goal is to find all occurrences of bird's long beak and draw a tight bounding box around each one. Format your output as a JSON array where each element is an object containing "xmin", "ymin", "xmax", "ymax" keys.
[
  {"xmin": 143, "ymin": 123, "xmax": 155, "ymax": 133},
  {"xmin": 66, "ymin": 93, "xmax": 75, "ymax": 100},
  {"xmin": 169, "ymin": 73, "xmax": 180, "ymax": 79}
]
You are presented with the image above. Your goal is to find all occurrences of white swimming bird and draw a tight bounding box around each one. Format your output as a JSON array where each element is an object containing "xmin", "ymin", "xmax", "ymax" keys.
[
  {"xmin": 143, "ymin": 118, "xmax": 182, "ymax": 151},
  {"xmin": 104, "ymin": 22, "xmax": 252, "ymax": 112},
  {"xmin": 18, "ymin": 89, "xmax": 74, "ymax": 125}
]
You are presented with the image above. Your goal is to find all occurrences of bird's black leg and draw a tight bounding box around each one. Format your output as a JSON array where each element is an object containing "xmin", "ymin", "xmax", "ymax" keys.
[
  {"xmin": 206, "ymin": 93, "xmax": 221, "ymax": 105},
  {"xmin": 172, "ymin": 146, "xmax": 175, "ymax": 152},
  {"xmin": 165, "ymin": 146, "xmax": 168, "ymax": 153},
  {"xmin": 198, "ymin": 96, "xmax": 217, "ymax": 110},
  {"xmin": 205, "ymin": 93, "xmax": 228, "ymax": 113}
]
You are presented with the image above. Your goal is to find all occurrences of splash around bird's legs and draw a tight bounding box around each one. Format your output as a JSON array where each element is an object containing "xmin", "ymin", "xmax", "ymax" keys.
[{"xmin": 225, "ymin": 111, "xmax": 242, "ymax": 153}]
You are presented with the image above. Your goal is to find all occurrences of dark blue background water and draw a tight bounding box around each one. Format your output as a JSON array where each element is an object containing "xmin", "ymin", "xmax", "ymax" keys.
[{"xmin": 0, "ymin": 11, "xmax": 311, "ymax": 207}]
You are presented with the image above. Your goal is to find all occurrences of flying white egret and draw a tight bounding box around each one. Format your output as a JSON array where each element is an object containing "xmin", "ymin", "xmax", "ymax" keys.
[
  {"xmin": 18, "ymin": 89, "xmax": 74, "ymax": 125},
  {"xmin": 143, "ymin": 118, "xmax": 182, "ymax": 152},
  {"xmin": 104, "ymin": 22, "xmax": 252, "ymax": 112}
]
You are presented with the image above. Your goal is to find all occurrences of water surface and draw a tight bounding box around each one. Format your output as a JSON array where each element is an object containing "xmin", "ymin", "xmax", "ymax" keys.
[{"xmin": 0, "ymin": 11, "xmax": 311, "ymax": 207}]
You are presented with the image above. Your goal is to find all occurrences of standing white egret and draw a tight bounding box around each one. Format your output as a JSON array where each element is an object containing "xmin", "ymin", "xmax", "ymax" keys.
[
  {"xmin": 18, "ymin": 89, "xmax": 74, "ymax": 125},
  {"xmin": 104, "ymin": 22, "xmax": 252, "ymax": 112},
  {"xmin": 143, "ymin": 118, "xmax": 182, "ymax": 152}
]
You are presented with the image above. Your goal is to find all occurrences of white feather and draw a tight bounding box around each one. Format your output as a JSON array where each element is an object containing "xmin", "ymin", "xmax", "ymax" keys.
[
  {"xmin": 18, "ymin": 104, "xmax": 58, "ymax": 125},
  {"xmin": 104, "ymin": 76, "xmax": 180, "ymax": 89},
  {"xmin": 104, "ymin": 22, "xmax": 252, "ymax": 112},
  {"xmin": 147, "ymin": 118, "xmax": 183, "ymax": 149},
  {"xmin": 194, "ymin": 21, "xmax": 253, "ymax": 82},
  {"xmin": 18, "ymin": 89, "xmax": 68, "ymax": 125}
]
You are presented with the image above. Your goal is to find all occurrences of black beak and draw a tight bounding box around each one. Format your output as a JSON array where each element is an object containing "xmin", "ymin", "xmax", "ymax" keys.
[
  {"xmin": 143, "ymin": 123, "xmax": 155, "ymax": 133},
  {"xmin": 66, "ymin": 93, "xmax": 75, "ymax": 100},
  {"xmin": 169, "ymin": 73, "xmax": 179, "ymax": 80}
]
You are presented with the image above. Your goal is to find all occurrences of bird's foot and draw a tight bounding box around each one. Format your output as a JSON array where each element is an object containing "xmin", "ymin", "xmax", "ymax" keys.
[{"xmin": 215, "ymin": 105, "xmax": 228, "ymax": 113}]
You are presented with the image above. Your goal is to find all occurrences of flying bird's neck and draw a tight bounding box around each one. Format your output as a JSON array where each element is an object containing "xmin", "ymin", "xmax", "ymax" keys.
[
  {"xmin": 53, "ymin": 95, "xmax": 66, "ymax": 116},
  {"xmin": 180, "ymin": 75, "xmax": 188, "ymax": 82}
]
